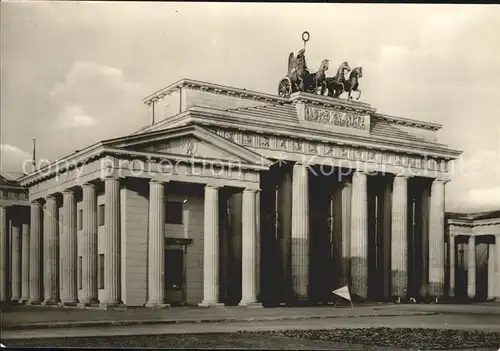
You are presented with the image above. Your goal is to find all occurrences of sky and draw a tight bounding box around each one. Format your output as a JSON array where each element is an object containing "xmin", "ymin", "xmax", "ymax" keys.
[{"xmin": 1, "ymin": 2, "xmax": 499, "ymax": 212}]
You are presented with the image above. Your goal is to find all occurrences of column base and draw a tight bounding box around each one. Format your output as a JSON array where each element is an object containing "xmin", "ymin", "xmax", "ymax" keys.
[
  {"xmin": 42, "ymin": 300, "xmax": 60, "ymax": 306},
  {"xmin": 26, "ymin": 299, "xmax": 42, "ymax": 306},
  {"xmin": 77, "ymin": 300, "xmax": 100, "ymax": 308},
  {"xmin": 58, "ymin": 301, "xmax": 79, "ymax": 307},
  {"xmin": 145, "ymin": 302, "xmax": 170, "ymax": 309},
  {"xmin": 238, "ymin": 301, "xmax": 263, "ymax": 308},
  {"xmin": 11, "ymin": 297, "xmax": 21, "ymax": 303},
  {"xmin": 99, "ymin": 302, "xmax": 124, "ymax": 310},
  {"xmin": 198, "ymin": 301, "xmax": 225, "ymax": 308}
]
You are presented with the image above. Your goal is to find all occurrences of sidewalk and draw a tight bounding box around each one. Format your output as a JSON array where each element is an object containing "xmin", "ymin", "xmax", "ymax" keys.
[
  {"xmin": 3, "ymin": 302, "xmax": 499, "ymax": 331},
  {"xmin": 1, "ymin": 304, "xmax": 436, "ymax": 331},
  {"xmin": 380, "ymin": 302, "xmax": 500, "ymax": 315}
]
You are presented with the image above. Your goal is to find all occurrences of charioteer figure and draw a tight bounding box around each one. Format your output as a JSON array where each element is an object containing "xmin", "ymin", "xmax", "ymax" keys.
[{"xmin": 278, "ymin": 32, "xmax": 329, "ymax": 97}]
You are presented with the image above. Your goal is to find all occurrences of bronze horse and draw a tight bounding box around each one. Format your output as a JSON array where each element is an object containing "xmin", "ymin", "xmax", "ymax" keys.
[
  {"xmin": 289, "ymin": 49, "xmax": 329, "ymax": 94},
  {"xmin": 344, "ymin": 67, "xmax": 363, "ymax": 100},
  {"xmin": 325, "ymin": 62, "xmax": 351, "ymax": 98},
  {"xmin": 310, "ymin": 59, "xmax": 329, "ymax": 95}
]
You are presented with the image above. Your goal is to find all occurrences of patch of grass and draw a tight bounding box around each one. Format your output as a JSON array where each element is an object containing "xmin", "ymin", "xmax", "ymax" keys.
[
  {"xmin": 5, "ymin": 329, "xmax": 500, "ymax": 349},
  {"xmin": 1, "ymin": 333, "xmax": 344, "ymax": 349},
  {"xmin": 240, "ymin": 328, "xmax": 500, "ymax": 349}
]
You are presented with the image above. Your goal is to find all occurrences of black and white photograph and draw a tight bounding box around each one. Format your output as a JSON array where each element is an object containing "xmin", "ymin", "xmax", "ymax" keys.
[{"xmin": 0, "ymin": 2, "xmax": 499, "ymax": 349}]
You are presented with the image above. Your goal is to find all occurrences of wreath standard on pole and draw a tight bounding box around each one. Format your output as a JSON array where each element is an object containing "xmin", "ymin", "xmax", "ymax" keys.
[{"xmin": 302, "ymin": 31, "xmax": 310, "ymax": 49}]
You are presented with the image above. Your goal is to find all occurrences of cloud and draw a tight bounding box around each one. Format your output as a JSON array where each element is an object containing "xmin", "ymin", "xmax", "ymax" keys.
[
  {"xmin": 45, "ymin": 61, "xmax": 148, "ymax": 158},
  {"xmin": 446, "ymin": 149, "xmax": 500, "ymax": 211},
  {"xmin": 57, "ymin": 105, "xmax": 97, "ymax": 129},
  {"xmin": 0, "ymin": 144, "xmax": 32, "ymax": 175},
  {"xmin": 464, "ymin": 187, "xmax": 500, "ymax": 209}
]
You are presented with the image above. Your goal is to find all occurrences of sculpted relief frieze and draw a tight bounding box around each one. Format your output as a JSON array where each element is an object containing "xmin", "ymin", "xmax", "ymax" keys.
[
  {"xmin": 207, "ymin": 127, "xmax": 448, "ymax": 172},
  {"xmin": 258, "ymin": 135, "xmax": 270, "ymax": 147},
  {"xmin": 242, "ymin": 134, "xmax": 253, "ymax": 145},
  {"xmin": 308, "ymin": 142, "xmax": 318, "ymax": 154},
  {"xmin": 277, "ymin": 138, "xmax": 287, "ymax": 149},
  {"xmin": 305, "ymin": 106, "xmax": 368, "ymax": 131}
]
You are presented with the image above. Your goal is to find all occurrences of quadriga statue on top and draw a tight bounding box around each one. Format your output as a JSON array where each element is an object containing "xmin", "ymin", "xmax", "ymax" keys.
[{"xmin": 278, "ymin": 31, "xmax": 363, "ymax": 101}]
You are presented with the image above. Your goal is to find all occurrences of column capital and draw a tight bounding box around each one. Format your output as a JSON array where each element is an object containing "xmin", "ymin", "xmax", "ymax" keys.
[
  {"xmin": 205, "ymin": 184, "xmax": 220, "ymax": 190},
  {"xmin": 45, "ymin": 194, "xmax": 57, "ymax": 201},
  {"xmin": 82, "ymin": 182, "xmax": 96, "ymax": 189},
  {"xmin": 102, "ymin": 175, "xmax": 121, "ymax": 181},
  {"xmin": 149, "ymin": 179, "xmax": 168, "ymax": 185},
  {"xmin": 243, "ymin": 188, "xmax": 259, "ymax": 194},
  {"xmin": 353, "ymin": 169, "xmax": 368, "ymax": 176},
  {"xmin": 394, "ymin": 173, "xmax": 410, "ymax": 179},
  {"xmin": 62, "ymin": 188, "xmax": 75, "ymax": 195},
  {"xmin": 433, "ymin": 178, "xmax": 449, "ymax": 184}
]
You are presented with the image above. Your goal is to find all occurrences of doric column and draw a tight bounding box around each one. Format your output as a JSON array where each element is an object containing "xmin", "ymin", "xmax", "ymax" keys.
[
  {"xmin": 350, "ymin": 170, "xmax": 368, "ymax": 299},
  {"xmin": 448, "ymin": 234, "xmax": 456, "ymax": 297},
  {"xmin": 21, "ymin": 222, "xmax": 30, "ymax": 302},
  {"xmin": 60, "ymin": 190, "xmax": 78, "ymax": 305},
  {"xmin": 43, "ymin": 195, "xmax": 59, "ymax": 305},
  {"xmin": 291, "ymin": 162, "xmax": 309, "ymax": 301},
  {"xmin": 487, "ymin": 242, "xmax": 495, "ymax": 300},
  {"xmin": 79, "ymin": 183, "xmax": 98, "ymax": 305},
  {"xmin": 389, "ymin": 176, "xmax": 406, "ymax": 296},
  {"xmin": 100, "ymin": 177, "xmax": 121, "ymax": 306},
  {"xmin": 11, "ymin": 223, "xmax": 21, "ymax": 302},
  {"xmin": 146, "ymin": 180, "xmax": 168, "ymax": 308},
  {"xmin": 28, "ymin": 201, "xmax": 42, "ymax": 304},
  {"xmin": 391, "ymin": 174, "xmax": 408, "ymax": 299},
  {"xmin": 495, "ymin": 236, "xmax": 500, "ymax": 299},
  {"xmin": 239, "ymin": 188, "xmax": 262, "ymax": 307},
  {"xmin": 255, "ymin": 189, "xmax": 261, "ymax": 300},
  {"xmin": 467, "ymin": 235, "xmax": 476, "ymax": 299},
  {"xmin": 199, "ymin": 185, "xmax": 223, "ymax": 307},
  {"xmin": 428, "ymin": 179, "xmax": 445, "ymax": 299},
  {"xmin": 0, "ymin": 205, "xmax": 7, "ymax": 302},
  {"xmin": 341, "ymin": 180, "xmax": 352, "ymax": 287}
]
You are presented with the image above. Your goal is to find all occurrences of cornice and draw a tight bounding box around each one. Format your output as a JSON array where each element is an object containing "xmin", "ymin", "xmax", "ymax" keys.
[
  {"xmin": 103, "ymin": 147, "xmax": 269, "ymax": 172},
  {"xmin": 373, "ymin": 113, "xmax": 442, "ymax": 131},
  {"xmin": 448, "ymin": 218, "xmax": 500, "ymax": 227},
  {"xmin": 18, "ymin": 143, "xmax": 106, "ymax": 187},
  {"xmin": 130, "ymin": 110, "xmax": 192, "ymax": 135},
  {"xmin": 0, "ymin": 184, "xmax": 25, "ymax": 191},
  {"xmin": 473, "ymin": 218, "xmax": 500, "ymax": 227},
  {"xmin": 143, "ymin": 78, "xmax": 289, "ymax": 106},
  {"xmin": 448, "ymin": 219, "xmax": 474, "ymax": 227}
]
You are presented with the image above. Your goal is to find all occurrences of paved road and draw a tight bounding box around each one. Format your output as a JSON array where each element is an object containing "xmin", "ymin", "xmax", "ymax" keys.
[{"xmin": 3, "ymin": 313, "xmax": 499, "ymax": 340}]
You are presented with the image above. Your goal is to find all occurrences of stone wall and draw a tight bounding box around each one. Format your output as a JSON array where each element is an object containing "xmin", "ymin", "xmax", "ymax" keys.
[
  {"xmin": 120, "ymin": 186, "xmax": 148, "ymax": 306},
  {"xmin": 165, "ymin": 193, "xmax": 204, "ymax": 305}
]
